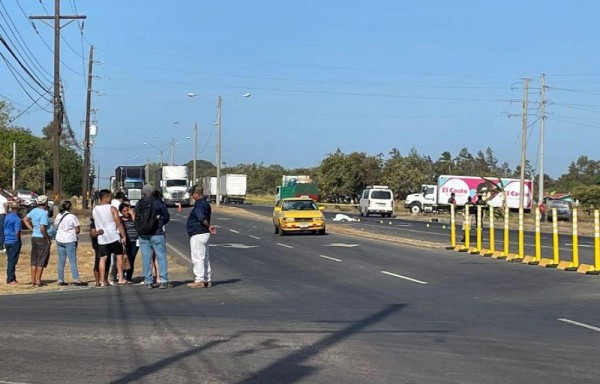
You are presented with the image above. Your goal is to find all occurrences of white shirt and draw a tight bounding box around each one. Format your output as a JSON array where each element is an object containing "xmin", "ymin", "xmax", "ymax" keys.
[
  {"xmin": 54, "ymin": 212, "xmax": 80, "ymax": 243},
  {"xmin": 92, "ymin": 204, "xmax": 121, "ymax": 245},
  {"xmin": 111, "ymin": 199, "xmax": 123, "ymax": 216},
  {"xmin": 0, "ymin": 194, "xmax": 7, "ymax": 215}
]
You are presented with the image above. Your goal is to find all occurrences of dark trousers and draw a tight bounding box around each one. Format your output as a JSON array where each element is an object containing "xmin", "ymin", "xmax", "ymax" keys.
[
  {"xmin": 0, "ymin": 214, "xmax": 5, "ymax": 250},
  {"xmin": 6, "ymin": 241, "xmax": 21, "ymax": 283},
  {"xmin": 124, "ymin": 239, "xmax": 139, "ymax": 281}
]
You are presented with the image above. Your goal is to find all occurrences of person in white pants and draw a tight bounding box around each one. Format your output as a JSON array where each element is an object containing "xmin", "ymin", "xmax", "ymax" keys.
[{"xmin": 186, "ymin": 185, "xmax": 217, "ymax": 288}]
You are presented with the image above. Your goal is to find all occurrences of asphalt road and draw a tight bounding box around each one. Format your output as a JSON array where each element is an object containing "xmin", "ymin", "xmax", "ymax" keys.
[{"xmin": 0, "ymin": 207, "xmax": 599, "ymax": 383}]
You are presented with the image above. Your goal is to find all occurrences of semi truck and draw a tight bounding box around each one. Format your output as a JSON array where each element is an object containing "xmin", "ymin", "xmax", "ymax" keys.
[
  {"xmin": 219, "ymin": 174, "xmax": 247, "ymax": 204},
  {"xmin": 404, "ymin": 175, "xmax": 533, "ymax": 214},
  {"xmin": 203, "ymin": 176, "xmax": 218, "ymax": 202},
  {"xmin": 275, "ymin": 175, "xmax": 319, "ymax": 202},
  {"xmin": 114, "ymin": 165, "xmax": 146, "ymax": 206},
  {"xmin": 155, "ymin": 165, "xmax": 190, "ymax": 207}
]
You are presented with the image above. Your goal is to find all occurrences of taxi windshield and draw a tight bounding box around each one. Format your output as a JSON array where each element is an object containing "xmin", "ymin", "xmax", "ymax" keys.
[{"xmin": 282, "ymin": 200, "xmax": 318, "ymax": 211}]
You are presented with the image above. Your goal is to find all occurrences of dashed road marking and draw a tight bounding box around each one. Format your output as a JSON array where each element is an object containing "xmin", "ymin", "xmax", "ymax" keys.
[
  {"xmin": 380, "ymin": 270, "xmax": 427, "ymax": 285},
  {"xmin": 229, "ymin": 229, "xmax": 240, "ymax": 233},
  {"xmin": 249, "ymin": 235, "xmax": 261, "ymax": 240},
  {"xmin": 558, "ymin": 318, "xmax": 600, "ymax": 332},
  {"xmin": 277, "ymin": 243, "xmax": 294, "ymax": 249},
  {"xmin": 319, "ymin": 255, "xmax": 342, "ymax": 262}
]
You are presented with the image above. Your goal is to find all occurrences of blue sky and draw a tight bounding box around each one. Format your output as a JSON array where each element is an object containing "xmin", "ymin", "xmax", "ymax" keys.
[{"xmin": 2, "ymin": 0, "xmax": 600, "ymax": 188}]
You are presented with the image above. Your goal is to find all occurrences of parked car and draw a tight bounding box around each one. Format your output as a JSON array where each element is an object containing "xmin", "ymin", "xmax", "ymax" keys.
[
  {"xmin": 17, "ymin": 190, "xmax": 38, "ymax": 208},
  {"xmin": 546, "ymin": 199, "xmax": 572, "ymax": 222}
]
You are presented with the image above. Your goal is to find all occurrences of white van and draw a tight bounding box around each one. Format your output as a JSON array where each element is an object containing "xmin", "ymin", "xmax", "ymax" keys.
[{"xmin": 359, "ymin": 185, "xmax": 394, "ymax": 217}]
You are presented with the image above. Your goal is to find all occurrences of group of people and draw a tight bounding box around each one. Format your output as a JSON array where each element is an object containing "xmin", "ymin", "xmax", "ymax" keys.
[{"xmin": 2, "ymin": 182, "xmax": 217, "ymax": 290}]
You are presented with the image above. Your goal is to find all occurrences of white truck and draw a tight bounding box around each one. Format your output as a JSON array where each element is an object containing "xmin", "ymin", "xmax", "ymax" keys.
[
  {"xmin": 404, "ymin": 175, "xmax": 533, "ymax": 214},
  {"xmin": 156, "ymin": 166, "xmax": 190, "ymax": 207},
  {"xmin": 203, "ymin": 176, "xmax": 218, "ymax": 202},
  {"xmin": 219, "ymin": 174, "xmax": 247, "ymax": 204}
]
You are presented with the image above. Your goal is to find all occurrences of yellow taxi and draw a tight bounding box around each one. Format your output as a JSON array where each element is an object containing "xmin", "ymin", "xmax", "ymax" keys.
[{"xmin": 273, "ymin": 196, "xmax": 326, "ymax": 235}]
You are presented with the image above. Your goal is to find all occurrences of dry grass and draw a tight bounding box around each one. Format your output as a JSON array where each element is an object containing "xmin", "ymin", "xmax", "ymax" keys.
[{"xmin": 0, "ymin": 239, "xmax": 189, "ymax": 296}]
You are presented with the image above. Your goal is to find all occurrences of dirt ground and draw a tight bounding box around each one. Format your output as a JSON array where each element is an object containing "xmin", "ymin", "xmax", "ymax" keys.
[{"xmin": 0, "ymin": 239, "xmax": 189, "ymax": 296}]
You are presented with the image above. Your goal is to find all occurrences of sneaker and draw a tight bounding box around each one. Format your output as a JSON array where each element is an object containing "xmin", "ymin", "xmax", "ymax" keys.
[
  {"xmin": 73, "ymin": 281, "xmax": 88, "ymax": 286},
  {"xmin": 206, "ymin": 281, "xmax": 212, "ymax": 287},
  {"xmin": 159, "ymin": 283, "xmax": 169, "ymax": 289},
  {"xmin": 58, "ymin": 281, "xmax": 69, "ymax": 286},
  {"xmin": 146, "ymin": 283, "xmax": 154, "ymax": 289},
  {"xmin": 187, "ymin": 281, "xmax": 206, "ymax": 289},
  {"xmin": 109, "ymin": 281, "xmax": 117, "ymax": 286}
]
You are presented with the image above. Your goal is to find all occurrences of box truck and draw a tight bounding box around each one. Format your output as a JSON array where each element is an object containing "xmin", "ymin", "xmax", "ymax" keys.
[
  {"xmin": 404, "ymin": 175, "xmax": 533, "ymax": 214},
  {"xmin": 203, "ymin": 176, "xmax": 218, "ymax": 202},
  {"xmin": 275, "ymin": 175, "xmax": 319, "ymax": 202},
  {"xmin": 218, "ymin": 174, "xmax": 247, "ymax": 204}
]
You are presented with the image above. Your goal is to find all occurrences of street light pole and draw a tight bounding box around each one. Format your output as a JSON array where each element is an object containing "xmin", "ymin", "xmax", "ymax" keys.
[
  {"xmin": 216, "ymin": 96, "xmax": 222, "ymax": 207},
  {"xmin": 193, "ymin": 122, "xmax": 198, "ymax": 185}
]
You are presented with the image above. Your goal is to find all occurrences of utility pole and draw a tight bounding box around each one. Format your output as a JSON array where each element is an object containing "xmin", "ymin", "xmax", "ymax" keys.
[
  {"xmin": 30, "ymin": 0, "xmax": 86, "ymax": 201},
  {"xmin": 82, "ymin": 45, "xmax": 94, "ymax": 210},
  {"xmin": 12, "ymin": 142, "xmax": 16, "ymax": 190},
  {"xmin": 170, "ymin": 138, "xmax": 175, "ymax": 165},
  {"xmin": 538, "ymin": 74, "xmax": 546, "ymax": 205},
  {"xmin": 193, "ymin": 122, "xmax": 198, "ymax": 185},
  {"xmin": 519, "ymin": 78, "xmax": 530, "ymax": 212},
  {"xmin": 216, "ymin": 96, "xmax": 222, "ymax": 207}
]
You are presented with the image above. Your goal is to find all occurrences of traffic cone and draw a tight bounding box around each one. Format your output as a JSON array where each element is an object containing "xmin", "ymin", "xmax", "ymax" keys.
[{"xmin": 177, "ymin": 202, "xmax": 182, "ymax": 213}]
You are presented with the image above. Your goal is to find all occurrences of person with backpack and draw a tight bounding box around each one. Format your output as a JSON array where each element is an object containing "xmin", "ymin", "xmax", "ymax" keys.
[
  {"xmin": 92, "ymin": 190, "xmax": 127, "ymax": 287},
  {"xmin": 135, "ymin": 184, "xmax": 170, "ymax": 289},
  {"xmin": 55, "ymin": 200, "xmax": 86, "ymax": 286}
]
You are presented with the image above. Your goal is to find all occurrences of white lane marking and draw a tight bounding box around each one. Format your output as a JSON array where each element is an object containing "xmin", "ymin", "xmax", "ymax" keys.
[
  {"xmin": 323, "ymin": 243, "xmax": 359, "ymax": 247},
  {"xmin": 166, "ymin": 243, "xmax": 192, "ymax": 264},
  {"xmin": 277, "ymin": 243, "xmax": 294, "ymax": 249},
  {"xmin": 249, "ymin": 235, "xmax": 261, "ymax": 240},
  {"xmin": 0, "ymin": 380, "xmax": 30, "ymax": 384},
  {"xmin": 564, "ymin": 243, "xmax": 594, "ymax": 248},
  {"xmin": 380, "ymin": 270, "xmax": 428, "ymax": 285},
  {"xmin": 558, "ymin": 318, "xmax": 600, "ymax": 332},
  {"xmin": 210, "ymin": 243, "xmax": 258, "ymax": 249},
  {"xmin": 229, "ymin": 229, "xmax": 240, "ymax": 233},
  {"xmin": 319, "ymin": 254, "xmax": 342, "ymax": 262}
]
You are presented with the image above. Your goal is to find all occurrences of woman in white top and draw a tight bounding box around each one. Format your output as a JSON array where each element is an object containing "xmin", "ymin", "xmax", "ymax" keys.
[{"xmin": 55, "ymin": 200, "xmax": 85, "ymax": 286}]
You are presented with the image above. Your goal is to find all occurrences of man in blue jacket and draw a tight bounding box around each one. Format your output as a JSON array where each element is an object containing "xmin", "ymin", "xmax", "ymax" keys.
[
  {"xmin": 137, "ymin": 184, "xmax": 171, "ymax": 289},
  {"xmin": 186, "ymin": 185, "xmax": 216, "ymax": 288}
]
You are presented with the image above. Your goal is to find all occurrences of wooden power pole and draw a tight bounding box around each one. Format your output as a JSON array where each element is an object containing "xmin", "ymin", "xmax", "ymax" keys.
[
  {"xmin": 30, "ymin": 0, "xmax": 86, "ymax": 201},
  {"xmin": 82, "ymin": 45, "xmax": 94, "ymax": 209}
]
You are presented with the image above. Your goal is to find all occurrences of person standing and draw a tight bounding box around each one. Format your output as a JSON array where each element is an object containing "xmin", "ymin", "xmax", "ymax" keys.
[
  {"xmin": 55, "ymin": 200, "xmax": 86, "ymax": 286},
  {"xmin": 4, "ymin": 201, "xmax": 22, "ymax": 285},
  {"xmin": 22, "ymin": 195, "xmax": 51, "ymax": 287},
  {"xmin": 186, "ymin": 185, "xmax": 217, "ymax": 289},
  {"xmin": 119, "ymin": 202, "xmax": 139, "ymax": 283},
  {"xmin": 136, "ymin": 184, "xmax": 170, "ymax": 289},
  {"xmin": 475, "ymin": 194, "xmax": 487, "ymax": 228},
  {"xmin": 108, "ymin": 191, "xmax": 126, "ymax": 285},
  {"xmin": 92, "ymin": 190, "xmax": 127, "ymax": 286},
  {"xmin": 0, "ymin": 185, "xmax": 8, "ymax": 253}
]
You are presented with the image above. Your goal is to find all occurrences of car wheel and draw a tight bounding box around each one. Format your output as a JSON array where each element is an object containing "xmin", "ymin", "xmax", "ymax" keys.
[
  {"xmin": 365, "ymin": 210, "xmax": 370, "ymax": 217},
  {"xmin": 359, "ymin": 207, "xmax": 364, "ymax": 217},
  {"xmin": 274, "ymin": 223, "xmax": 279, "ymax": 234},
  {"xmin": 318, "ymin": 228, "xmax": 326, "ymax": 235},
  {"xmin": 279, "ymin": 228, "xmax": 286, "ymax": 236}
]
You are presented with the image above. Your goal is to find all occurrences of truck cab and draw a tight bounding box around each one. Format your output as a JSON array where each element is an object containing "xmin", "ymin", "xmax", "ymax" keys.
[{"xmin": 404, "ymin": 184, "xmax": 437, "ymax": 214}]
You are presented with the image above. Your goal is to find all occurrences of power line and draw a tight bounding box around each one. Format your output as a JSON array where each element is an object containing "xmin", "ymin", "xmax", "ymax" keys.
[
  {"xmin": 0, "ymin": 51, "xmax": 52, "ymax": 110},
  {"xmin": 0, "ymin": 35, "xmax": 51, "ymax": 92}
]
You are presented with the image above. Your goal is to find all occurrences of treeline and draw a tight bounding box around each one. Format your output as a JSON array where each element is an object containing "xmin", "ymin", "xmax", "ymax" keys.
[
  {"xmin": 0, "ymin": 101, "xmax": 83, "ymax": 196},
  {"xmin": 190, "ymin": 147, "xmax": 600, "ymax": 208}
]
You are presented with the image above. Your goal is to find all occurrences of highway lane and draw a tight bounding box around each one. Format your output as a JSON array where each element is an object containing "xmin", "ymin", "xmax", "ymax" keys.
[
  {"xmin": 0, "ymin": 208, "xmax": 599, "ymax": 383},
  {"xmin": 240, "ymin": 204, "xmax": 599, "ymax": 267}
]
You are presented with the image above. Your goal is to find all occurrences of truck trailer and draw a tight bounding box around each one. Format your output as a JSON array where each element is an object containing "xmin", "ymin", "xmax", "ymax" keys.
[
  {"xmin": 404, "ymin": 175, "xmax": 533, "ymax": 214},
  {"xmin": 155, "ymin": 165, "xmax": 190, "ymax": 207},
  {"xmin": 219, "ymin": 174, "xmax": 247, "ymax": 204},
  {"xmin": 203, "ymin": 176, "xmax": 218, "ymax": 202}
]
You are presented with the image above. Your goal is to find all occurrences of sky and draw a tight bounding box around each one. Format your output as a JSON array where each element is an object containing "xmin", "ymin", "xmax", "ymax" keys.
[{"xmin": 1, "ymin": 0, "xmax": 600, "ymax": 188}]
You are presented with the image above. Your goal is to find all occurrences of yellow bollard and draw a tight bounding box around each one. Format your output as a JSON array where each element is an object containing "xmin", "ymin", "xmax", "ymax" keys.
[
  {"xmin": 446, "ymin": 204, "xmax": 457, "ymax": 250},
  {"xmin": 517, "ymin": 207, "xmax": 524, "ymax": 259},
  {"xmin": 534, "ymin": 207, "xmax": 541, "ymax": 263},
  {"xmin": 588, "ymin": 210, "xmax": 600, "ymax": 275},
  {"xmin": 459, "ymin": 204, "xmax": 470, "ymax": 252},
  {"xmin": 484, "ymin": 205, "xmax": 495, "ymax": 257},
  {"xmin": 476, "ymin": 206, "xmax": 482, "ymax": 250},
  {"xmin": 564, "ymin": 208, "xmax": 579, "ymax": 271},
  {"xmin": 493, "ymin": 205, "xmax": 509, "ymax": 259},
  {"xmin": 552, "ymin": 208, "xmax": 560, "ymax": 266}
]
